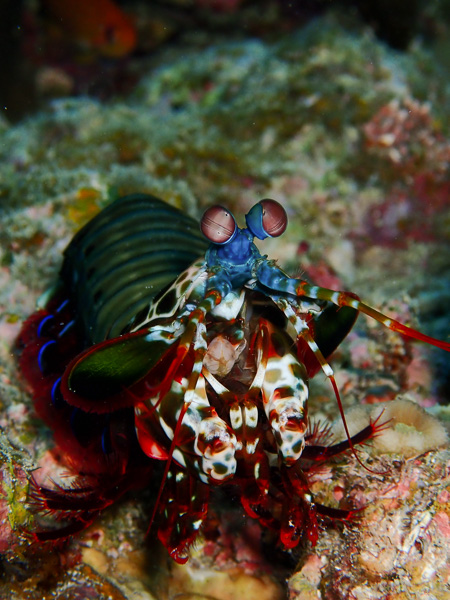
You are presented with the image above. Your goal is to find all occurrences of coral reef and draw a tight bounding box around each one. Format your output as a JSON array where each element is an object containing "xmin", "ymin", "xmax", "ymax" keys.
[
  {"xmin": 0, "ymin": 14, "xmax": 448, "ymax": 600},
  {"xmin": 288, "ymin": 448, "xmax": 449, "ymax": 600}
]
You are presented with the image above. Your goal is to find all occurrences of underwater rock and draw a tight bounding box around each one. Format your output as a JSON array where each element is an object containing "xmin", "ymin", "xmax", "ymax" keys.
[{"xmin": 0, "ymin": 14, "xmax": 448, "ymax": 600}]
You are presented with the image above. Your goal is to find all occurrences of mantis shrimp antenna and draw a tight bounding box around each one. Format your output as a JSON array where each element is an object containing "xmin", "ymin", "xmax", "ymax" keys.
[{"xmin": 295, "ymin": 283, "xmax": 450, "ymax": 352}]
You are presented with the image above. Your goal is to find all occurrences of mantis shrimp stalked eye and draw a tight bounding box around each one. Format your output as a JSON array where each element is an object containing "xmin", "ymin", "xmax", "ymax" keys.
[
  {"xmin": 17, "ymin": 194, "xmax": 449, "ymax": 563},
  {"xmin": 245, "ymin": 198, "xmax": 288, "ymax": 238},
  {"xmin": 200, "ymin": 205, "xmax": 237, "ymax": 244}
]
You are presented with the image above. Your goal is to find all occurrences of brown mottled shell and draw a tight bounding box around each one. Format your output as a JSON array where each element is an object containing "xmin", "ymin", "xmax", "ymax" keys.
[
  {"xmin": 260, "ymin": 199, "xmax": 287, "ymax": 238},
  {"xmin": 200, "ymin": 205, "xmax": 237, "ymax": 244}
]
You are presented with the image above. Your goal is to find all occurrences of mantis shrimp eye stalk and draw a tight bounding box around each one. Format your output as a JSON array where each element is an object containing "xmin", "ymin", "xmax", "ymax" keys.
[
  {"xmin": 200, "ymin": 205, "xmax": 238, "ymax": 244},
  {"xmin": 246, "ymin": 198, "xmax": 288, "ymax": 239}
]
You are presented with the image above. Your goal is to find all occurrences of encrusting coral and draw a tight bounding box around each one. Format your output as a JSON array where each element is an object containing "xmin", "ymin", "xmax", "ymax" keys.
[{"xmin": 333, "ymin": 396, "xmax": 448, "ymax": 457}]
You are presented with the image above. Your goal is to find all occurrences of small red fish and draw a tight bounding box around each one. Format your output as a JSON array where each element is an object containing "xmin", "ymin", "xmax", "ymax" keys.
[{"xmin": 43, "ymin": 0, "xmax": 136, "ymax": 58}]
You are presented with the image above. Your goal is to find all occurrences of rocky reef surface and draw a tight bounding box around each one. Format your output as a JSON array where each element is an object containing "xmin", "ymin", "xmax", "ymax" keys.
[{"xmin": 0, "ymin": 15, "xmax": 449, "ymax": 600}]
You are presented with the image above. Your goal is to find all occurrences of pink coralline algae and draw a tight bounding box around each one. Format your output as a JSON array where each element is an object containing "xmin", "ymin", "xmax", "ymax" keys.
[
  {"xmin": 363, "ymin": 177, "xmax": 450, "ymax": 246},
  {"xmin": 363, "ymin": 99, "xmax": 448, "ymax": 180},
  {"xmin": 360, "ymin": 98, "xmax": 450, "ymax": 246}
]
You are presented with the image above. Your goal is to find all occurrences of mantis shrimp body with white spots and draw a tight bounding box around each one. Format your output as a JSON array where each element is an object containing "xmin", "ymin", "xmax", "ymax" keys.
[{"xmin": 18, "ymin": 194, "xmax": 450, "ymax": 563}]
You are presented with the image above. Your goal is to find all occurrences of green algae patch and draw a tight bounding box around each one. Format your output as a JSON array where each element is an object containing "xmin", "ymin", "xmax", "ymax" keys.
[{"xmin": 0, "ymin": 429, "xmax": 34, "ymax": 540}]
